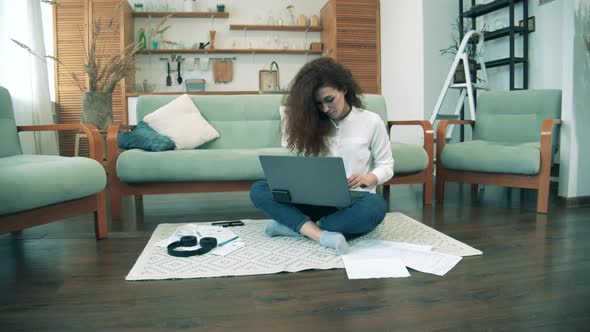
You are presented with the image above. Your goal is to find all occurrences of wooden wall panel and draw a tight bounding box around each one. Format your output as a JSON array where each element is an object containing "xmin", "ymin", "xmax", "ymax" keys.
[
  {"xmin": 321, "ymin": 0, "xmax": 381, "ymax": 94},
  {"xmin": 54, "ymin": 0, "xmax": 87, "ymax": 156}
]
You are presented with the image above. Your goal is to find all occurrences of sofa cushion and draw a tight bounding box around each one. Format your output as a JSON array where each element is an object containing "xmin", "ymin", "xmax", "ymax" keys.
[
  {"xmin": 391, "ymin": 143, "xmax": 429, "ymax": 174},
  {"xmin": 473, "ymin": 90, "xmax": 561, "ymax": 144},
  {"xmin": 135, "ymin": 94, "xmax": 388, "ymax": 150},
  {"xmin": 118, "ymin": 121, "xmax": 175, "ymax": 151},
  {"xmin": 0, "ymin": 155, "xmax": 106, "ymax": 215},
  {"xmin": 116, "ymin": 148, "xmax": 294, "ymax": 183},
  {"xmin": 143, "ymin": 94, "xmax": 220, "ymax": 149},
  {"xmin": 441, "ymin": 140, "xmax": 541, "ymax": 175}
]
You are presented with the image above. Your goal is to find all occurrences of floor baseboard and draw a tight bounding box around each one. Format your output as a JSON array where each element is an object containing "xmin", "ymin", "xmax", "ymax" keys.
[{"xmin": 559, "ymin": 195, "xmax": 590, "ymax": 208}]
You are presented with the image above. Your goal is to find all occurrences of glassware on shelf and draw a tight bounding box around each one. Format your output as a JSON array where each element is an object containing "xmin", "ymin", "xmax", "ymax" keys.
[
  {"xmin": 164, "ymin": 0, "xmax": 174, "ymax": 12},
  {"xmin": 272, "ymin": 32, "xmax": 281, "ymax": 49},
  {"xmin": 286, "ymin": 5, "xmax": 295, "ymax": 25},
  {"xmin": 277, "ymin": 12, "xmax": 284, "ymax": 26},
  {"xmin": 266, "ymin": 10, "xmax": 276, "ymax": 25},
  {"xmin": 255, "ymin": 15, "xmax": 263, "ymax": 25},
  {"xmin": 146, "ymin": 26, "xmax": 153, "ymax": 49},
  {"xmin": 494, "ymin": 18, "xmax": 507, "ymax": 30}
]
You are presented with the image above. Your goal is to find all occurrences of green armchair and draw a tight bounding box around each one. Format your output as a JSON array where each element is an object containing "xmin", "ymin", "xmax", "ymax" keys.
[
  {"xmin": 0, "ymin": 86, "xmax": 108, "ymax": 238},
  {"xmin": 436, "ymin": 89, "xmax": 562, "ymax": 213}
]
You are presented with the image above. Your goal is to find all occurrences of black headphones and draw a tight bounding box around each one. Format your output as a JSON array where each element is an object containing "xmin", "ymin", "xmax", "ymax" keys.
[{"xmin": 167, "ymin": 235, "xmax": 217, "ymax": 257}]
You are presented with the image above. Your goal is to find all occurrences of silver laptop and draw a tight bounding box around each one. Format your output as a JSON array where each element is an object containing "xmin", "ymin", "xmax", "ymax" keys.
[{"xmin": 258, "ymin": 155, "xmax": 368, "ymax": 208}]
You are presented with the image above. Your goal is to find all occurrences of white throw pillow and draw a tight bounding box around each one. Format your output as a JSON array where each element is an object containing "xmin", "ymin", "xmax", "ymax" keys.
[
  {"xmin": 279, "ymin": 105, "xmax": 288, "ymax": 148},
  {"xmin": 143, "ymin": 94, "xmax": 220, "ymax": 150}
]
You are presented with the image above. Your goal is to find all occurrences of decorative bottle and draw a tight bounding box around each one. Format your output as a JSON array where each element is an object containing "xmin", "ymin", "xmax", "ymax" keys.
[{"xmin": 138, "ymin": 28, "xmax": 147, "ymax": 49}]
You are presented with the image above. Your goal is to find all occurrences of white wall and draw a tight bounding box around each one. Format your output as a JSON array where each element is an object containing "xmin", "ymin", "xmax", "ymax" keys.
[
  {"xmin": 380, "ymin": 0, "xmax": 425, "ymax": 144},
  {"xmin": 559, "ymin": 0, "xmax": 590, "ymax": 198},
  {"xmin": 131, "ymin": 0, "xmax": 324, "ymax": 92},
  {"xmin": 422, "ymin": 0, "xmax": 457, "ymax": 123}
]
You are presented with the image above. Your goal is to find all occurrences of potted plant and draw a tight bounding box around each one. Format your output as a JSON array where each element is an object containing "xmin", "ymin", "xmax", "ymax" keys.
[
  {"xmin": 440, "ymin": 18, "xmax": 486, "ymax": 84},
  {"xmin": 11, "ymin": 1, "xmax": 170, "ymax": 131}
]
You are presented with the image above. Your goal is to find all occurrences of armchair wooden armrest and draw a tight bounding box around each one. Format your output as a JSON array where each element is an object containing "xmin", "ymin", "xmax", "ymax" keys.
[
  {"xmin": 17, "ymin": 124, "xmax": 103, "ymax": 162},
  {"xmin": 539, "ymin": 119, "xmax": 562, "ymax": 179},
  {"xmin": 387, "ymin": 120, "xmax": 434, "ymax": 167},
  {"xmin": 384, "ymin": 120, "xmax": 435, "ymax": 205},
  {"xmin": 106, "ymin": 124, "xmax": 136, "ymax": 177}
]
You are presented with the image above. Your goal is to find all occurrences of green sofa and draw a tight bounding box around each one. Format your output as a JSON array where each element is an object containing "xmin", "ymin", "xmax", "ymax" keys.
[
  {"xmin": 107, "ymin": 94, "xmax": 433, "ymax": 220},
  {"xmin": 0, "ymin": 86, "xmax": 108, "ymax": 239}
]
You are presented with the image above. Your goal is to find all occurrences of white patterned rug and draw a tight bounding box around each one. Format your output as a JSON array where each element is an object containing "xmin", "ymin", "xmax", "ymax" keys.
[{"xmin": 126, "ymin": 212, "xmax": 482, "ymax": 281}]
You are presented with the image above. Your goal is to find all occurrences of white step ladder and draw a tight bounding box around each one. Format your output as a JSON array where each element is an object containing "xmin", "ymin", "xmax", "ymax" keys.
[{"xmin": 430, "ymin": 30, "xmax": 489, "ymax": 140}]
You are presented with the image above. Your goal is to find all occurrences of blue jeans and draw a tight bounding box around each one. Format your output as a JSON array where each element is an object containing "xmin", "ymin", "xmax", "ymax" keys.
[{"xmin": 249, "ymin": 180, "xmax": 387, "ymax": 237}]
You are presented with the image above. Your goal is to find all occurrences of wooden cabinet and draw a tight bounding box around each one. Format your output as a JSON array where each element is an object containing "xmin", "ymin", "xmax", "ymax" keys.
[{"xmin": 320, "ymin": 0, "xmax": 381, "ymax": 94}]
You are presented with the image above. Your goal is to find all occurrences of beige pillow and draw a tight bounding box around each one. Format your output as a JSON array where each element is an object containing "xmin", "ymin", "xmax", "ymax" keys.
[{"xmin": 143, "ymin": 94, "xmax": 219, "ymax": 150}]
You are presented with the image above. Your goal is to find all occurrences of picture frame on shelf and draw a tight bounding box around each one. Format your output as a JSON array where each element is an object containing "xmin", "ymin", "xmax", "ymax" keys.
[{"xmin": 519, "ymin": 16, "xmax": 536, "ymax": 33}]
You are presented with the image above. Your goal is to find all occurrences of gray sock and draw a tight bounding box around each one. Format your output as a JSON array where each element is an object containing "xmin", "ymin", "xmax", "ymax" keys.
[
  {"xmin": 265, "ymin": 221, "xmax": 302, "ymax": 237},
  {"xmin": 319, "ymin": 231, "xmax": 350, "ymax": 255}
]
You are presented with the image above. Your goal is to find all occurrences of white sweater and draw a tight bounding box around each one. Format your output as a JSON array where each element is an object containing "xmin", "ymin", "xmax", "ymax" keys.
[{"xmin": 327, "ymin": 107, "xmax": 394, "ymax": 193}]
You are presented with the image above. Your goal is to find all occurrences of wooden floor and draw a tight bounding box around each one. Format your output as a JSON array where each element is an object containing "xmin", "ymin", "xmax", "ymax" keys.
[{"xmin": 1, "ymin": 183, "xmax": 589, "ymax": 331}]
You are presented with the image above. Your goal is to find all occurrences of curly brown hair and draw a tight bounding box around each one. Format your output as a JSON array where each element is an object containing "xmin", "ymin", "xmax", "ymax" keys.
[{"xmin": 283, "ymin": 57, "xmax": 363, "ymax": 156}]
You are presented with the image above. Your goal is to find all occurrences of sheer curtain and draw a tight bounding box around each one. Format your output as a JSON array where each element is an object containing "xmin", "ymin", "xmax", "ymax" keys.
[{"xmin": 0, "ymin": 0, "xmax": 59, "ymax": 155}]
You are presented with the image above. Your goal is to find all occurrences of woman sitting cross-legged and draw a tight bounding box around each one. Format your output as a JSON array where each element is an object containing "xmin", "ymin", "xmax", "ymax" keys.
[{"xmin": 250, "ymin": 57, "xmax": 394, "ymax": 255}]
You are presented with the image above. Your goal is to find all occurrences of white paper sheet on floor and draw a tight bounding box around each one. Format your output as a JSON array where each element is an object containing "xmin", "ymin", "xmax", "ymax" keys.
[{"xmin": 342, "ymin": 240, "xmax": 462, "ymax": 279}]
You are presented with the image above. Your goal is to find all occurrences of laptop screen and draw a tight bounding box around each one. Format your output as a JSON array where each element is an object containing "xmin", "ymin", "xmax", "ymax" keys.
[{"xmin": 259, "ymin": 155, "xmax": 355, "ymax": 207}]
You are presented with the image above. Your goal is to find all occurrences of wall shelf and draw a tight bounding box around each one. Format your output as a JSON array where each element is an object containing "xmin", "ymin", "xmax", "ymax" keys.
[
  {"xmin": 476, "ymin": 57, "xmax": 526, "ymax": 70},
  {"xmin": 462, "ymin": 0, "xmax": 523, "ymax": 18},
  {"xmin": 137, "ymin": 48, "xmax": 323, "ymax": 55},
  {"xmin": 132, "ymin": 11, "xmax": 229, "ymax": 18},
  {"xmin": 459, "ymin": 0, "xmax": 528, "ymax": 90},
  {"xmin": 229, "ymin": 24, "xmax": 322, "ymax": 32},
  {"xmin": 470, "ymin": 26, "xmax": 526, "ymax": 42}
]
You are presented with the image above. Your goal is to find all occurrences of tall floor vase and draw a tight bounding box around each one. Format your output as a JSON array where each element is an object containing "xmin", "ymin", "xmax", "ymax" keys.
[{"xmin": 81, "ymin": 92, "xmax": 113, "ymax": 131}]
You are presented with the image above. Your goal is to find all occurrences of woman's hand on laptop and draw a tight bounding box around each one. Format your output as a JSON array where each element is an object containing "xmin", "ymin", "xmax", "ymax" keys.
[{"xmin": 347, "ymin": 173, "xmax": 378, "ymax": 189}]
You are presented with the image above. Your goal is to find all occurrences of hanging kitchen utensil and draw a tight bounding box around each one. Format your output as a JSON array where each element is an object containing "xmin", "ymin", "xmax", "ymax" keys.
[
  {"xmin": 213, "ymin": 58, "xmax": 233, "ymax": 83},
  {"xmin": 259, "ymin": 61, "xmax": 279, "ymax": 91},
  {"xmin": 166, "ymin": 61, "xmax": 172, "ymax": 86},
  {"xmin": 177, "ymin": 60, "xmax": 183, "ymax": 84}
]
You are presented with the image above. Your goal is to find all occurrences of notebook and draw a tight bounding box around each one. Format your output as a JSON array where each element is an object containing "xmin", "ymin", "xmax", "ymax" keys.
[{"xmin": 258, "ymin": 155, "xmax": 368, "ymax": 208}]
